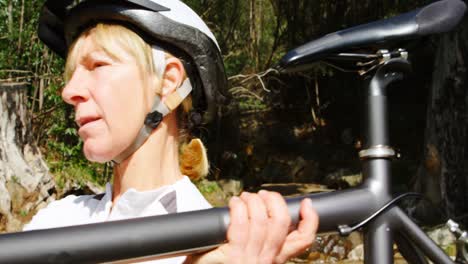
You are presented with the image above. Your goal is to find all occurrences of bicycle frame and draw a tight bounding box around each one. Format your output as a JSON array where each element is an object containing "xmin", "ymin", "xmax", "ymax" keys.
[{"xmin": 0, "ymin": 57, "xmax": 453, "ymax": 264}]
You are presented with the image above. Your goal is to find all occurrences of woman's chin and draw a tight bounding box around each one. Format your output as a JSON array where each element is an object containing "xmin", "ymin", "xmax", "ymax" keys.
[{"xmin": 83, "ymin": 142, "xmax": 116, "ymax": 163}]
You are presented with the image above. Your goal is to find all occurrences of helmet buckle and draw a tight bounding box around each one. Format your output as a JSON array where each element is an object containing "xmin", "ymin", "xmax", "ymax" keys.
[{"xmin": 144, "ymin": 111, "xmax": 163, "ymax": 129}]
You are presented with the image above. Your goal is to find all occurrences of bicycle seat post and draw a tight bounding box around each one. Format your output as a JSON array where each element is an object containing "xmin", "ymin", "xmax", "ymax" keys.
[
  {"xmin": 361, "ymin": 54, "xmax": 411, "ymax": 185},
  {"xmin": 360, "ymin": 53, "xmax": 411, "ymax": 264}
]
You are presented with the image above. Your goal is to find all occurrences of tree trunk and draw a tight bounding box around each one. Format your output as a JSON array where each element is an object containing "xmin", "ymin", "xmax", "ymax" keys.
[
  {"xmin": 249, "ymin": 0, "xmax": 257, "ymax": 71},
  {"xmin": 412, "ymin": 17, "xmax": 468, "ymax": 227},
  {"xmin": 0, "ymin": 83, "xmax": 55, "ymax": 232}
]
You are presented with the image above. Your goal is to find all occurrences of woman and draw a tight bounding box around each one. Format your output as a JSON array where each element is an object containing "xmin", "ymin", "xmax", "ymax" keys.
[{"xmin": 25, "ymin": 0, "xmax": 319, "ymax": 263}]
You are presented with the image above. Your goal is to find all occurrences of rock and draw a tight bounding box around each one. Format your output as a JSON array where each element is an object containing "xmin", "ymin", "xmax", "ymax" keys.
[
  {"xmin": 427, "ymin": 226, "xmax": 456, "ymax": 248},
  {"xmin": 218, "ymin": 178, "xmax": 243, "ymax": 197},
  {"xmin": 347, "ymin": 244, "xmax": 364, "ymax": 261},
  {"xmin": 317, "ymin": 234, "xmax": 353, "ymax": 261},
  {"xmin": 342, "ymin": 174, "xmax": 363, "ymax": 187},
  {"xmin": 260, "ymin": 183, "xmax": 331, "ymax": 197},
  {"xmin": 59, "ymin": 180, "xmax": 104, "ymax": 198},
  {"xmin": 330, "ymin": 242, "xmax": 348, "ymax": 260},
  {"xmin": 324, "ymin": 169, "xmax": 362, "ymax": 189},
  {"xmin": 307, "ymin": 251, "xmax": 321, "ymax": 261},
  {"xmin": 195, "ymin": 179, "xmax": 227, "ymax": 207},
  {"xmin": 347, "ymin": 232, "xmax": 363, "ymax": 249}
]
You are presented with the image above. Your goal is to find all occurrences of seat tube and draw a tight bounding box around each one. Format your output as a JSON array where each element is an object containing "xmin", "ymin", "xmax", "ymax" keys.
[
  {"xmin": 362, "ymin": 78, "xmax": 393, "ymax": 187},
  {"xmin": 362, "ymin": 76, "xmax": 394, "ymax": 264},
  {"xmin": 364, "ymin": 217, "xmax": 394, "ymax": 264},
  {"xmin": 360, "ymin": 58, "xmax": 410, "ymax": 264}
]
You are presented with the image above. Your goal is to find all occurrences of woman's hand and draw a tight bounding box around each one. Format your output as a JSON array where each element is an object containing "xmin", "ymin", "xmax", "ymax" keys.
[{"xmin": 188, "ymin": 190, "xmax": 319, "ymax": 264}]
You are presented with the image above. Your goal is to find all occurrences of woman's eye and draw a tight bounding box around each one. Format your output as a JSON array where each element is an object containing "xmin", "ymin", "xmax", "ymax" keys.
[{"xmin": 92, "ymin": 61, "xmax": 108, "ymax": 69}]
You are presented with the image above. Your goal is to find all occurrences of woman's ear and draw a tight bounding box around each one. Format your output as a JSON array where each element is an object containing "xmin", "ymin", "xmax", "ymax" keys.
[{"xmin": 161, "ymin": 57, "xmax": 185, "ymax": 100}]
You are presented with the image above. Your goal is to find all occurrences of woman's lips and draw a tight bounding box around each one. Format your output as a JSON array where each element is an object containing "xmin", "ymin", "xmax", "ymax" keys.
[{"xmin": 76, "ymin": 116, "xmax": 101, "ymax": 128}]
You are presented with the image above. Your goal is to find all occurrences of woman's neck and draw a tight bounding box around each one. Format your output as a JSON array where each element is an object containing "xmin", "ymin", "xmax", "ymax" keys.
[{"xmin": 112, "ymin": 113, "xmax": 183, "ymax": 203}]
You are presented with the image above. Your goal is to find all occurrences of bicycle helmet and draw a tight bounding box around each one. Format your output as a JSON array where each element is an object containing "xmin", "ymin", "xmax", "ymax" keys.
[{"xmin": 38, "ymin": 0, "xmax": 228, "ymax": 163}]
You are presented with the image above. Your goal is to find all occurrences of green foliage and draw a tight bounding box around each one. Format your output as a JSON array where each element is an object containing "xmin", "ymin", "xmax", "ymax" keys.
[
  {"xmin": 0, "ymin": 0, "xmax": 44, "ymax": 73},
  {"xmin": 224, "ymin": 51, "xmax": 250, "ymax": 78},
  {"xmin": 238, "ymin": 97, "xmax": 268, "ymax": 112},
  {"xmin": 194, "ymin": 179, "xmax": 228, "ymax": 207},
  {"xmin": 186, "ymin": 0, "xmax": 286, "ymax": 72},
  {"xmin": 195, "ymin": 180, "xmax": 222, "ymax": 195},
  {"xmin": 52, "ymin": 162, "xmax": 110, "ymax": 191},
  {"xmin": 42, "ymin": 82, "xmax": 110, "ymax": 187},
  {"xmin": 19, "ymin": 209, "xmax": 28, "ymax": 217},
  {"xmin": 0, "ymin": 0, "xmax": 110, "ymax": 190}
]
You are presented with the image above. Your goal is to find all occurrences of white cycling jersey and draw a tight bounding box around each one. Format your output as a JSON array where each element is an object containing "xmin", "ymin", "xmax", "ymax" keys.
[{"xmin": 23, "ymin": 176, "xmax": 212, "ymax": 264}]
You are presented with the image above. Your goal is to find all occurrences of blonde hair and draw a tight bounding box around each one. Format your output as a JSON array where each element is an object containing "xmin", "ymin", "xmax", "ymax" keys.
[
  {"xmin": 65, "ymin": 23, "xmax": 209, "ymax": 180},
  {"xmin": 65, "ymin": 23, "xmax": 154, "ymax": 83}
]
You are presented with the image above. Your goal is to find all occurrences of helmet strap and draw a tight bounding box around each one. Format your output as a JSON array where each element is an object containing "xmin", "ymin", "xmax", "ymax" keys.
[{"xmin": 112, "ymin": 79, "xmax": 193, "ymax": 164}]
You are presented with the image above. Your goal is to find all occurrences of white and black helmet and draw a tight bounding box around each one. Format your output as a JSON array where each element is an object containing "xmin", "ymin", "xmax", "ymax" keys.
[
  {"xmin": 39, "ymin": 0, "xmax": 227, "ymax": 122},
  {"xmin": 38, "ymin": 0, "xmax": 228, "ymax": 162}
]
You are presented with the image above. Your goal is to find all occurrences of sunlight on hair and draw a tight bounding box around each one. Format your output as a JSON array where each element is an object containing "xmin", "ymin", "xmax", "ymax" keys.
[{"xmin": 180, "ymin": 138, "xmax": 210, "ymax": 181}]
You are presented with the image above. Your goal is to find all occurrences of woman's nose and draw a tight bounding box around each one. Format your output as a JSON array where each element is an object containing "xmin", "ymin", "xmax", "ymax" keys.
[{"xmin": 62, "ymin": 68, "xmax": 90, "ymax": 106}]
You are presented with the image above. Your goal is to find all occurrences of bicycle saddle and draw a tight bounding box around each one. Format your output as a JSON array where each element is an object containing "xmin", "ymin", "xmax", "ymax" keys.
[{"xmin": 279, "ymin": 0, "xmax": 467, "ymax": 72}]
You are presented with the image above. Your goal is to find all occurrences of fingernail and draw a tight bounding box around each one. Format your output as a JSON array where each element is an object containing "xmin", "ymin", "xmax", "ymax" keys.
[
  {"xmin": 230, "ymin": 196, "xmax": 240, "ymax": 203},
  {"xmin": 305, "ymin": 198, "xmax": 313, "ymax": 207},
  {"xmin": 258, "ymin": 190, "xmax": 267, "ymax": 195}
]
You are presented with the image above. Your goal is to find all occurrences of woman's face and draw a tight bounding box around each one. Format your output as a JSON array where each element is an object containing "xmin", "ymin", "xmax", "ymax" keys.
[{"xmin": 62, "ymin": 33, "xmax": 154, "ymax": 163}]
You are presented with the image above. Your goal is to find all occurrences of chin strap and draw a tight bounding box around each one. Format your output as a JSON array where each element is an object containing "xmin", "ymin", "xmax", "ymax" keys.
[{"xmin": 112, "ymin": 78, "xmax": 193, "ymax": 164}]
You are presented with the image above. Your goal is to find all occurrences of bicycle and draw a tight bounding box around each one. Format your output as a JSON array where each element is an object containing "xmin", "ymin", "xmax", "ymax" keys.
[{"xmin": 0, "ymin": 0, "xmax": 466, "ymax": 263}]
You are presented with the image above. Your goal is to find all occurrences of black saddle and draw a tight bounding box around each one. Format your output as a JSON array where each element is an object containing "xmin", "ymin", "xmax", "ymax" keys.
[{"xmin": 278, "ymin": 0, "xmax": 467, "ymax": 72}]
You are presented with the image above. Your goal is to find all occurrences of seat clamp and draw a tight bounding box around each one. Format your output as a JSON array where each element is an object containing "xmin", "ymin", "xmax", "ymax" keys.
[{"xmin": 359, "ymin": 145, "xmax": 396, "ymax": 159}]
